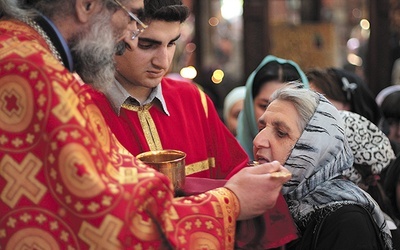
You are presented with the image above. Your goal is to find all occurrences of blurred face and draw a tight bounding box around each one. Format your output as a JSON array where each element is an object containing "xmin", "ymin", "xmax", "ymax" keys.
[
  {"xmin": 253, "ymin": 99, "xmax": 301, "ymax": 165},
  {"xmin": 71, "ymin": 0, "xmax": 143, "ymax": 90},
  {"xmin": 253, "ymin": 81, "xmax": 285, "ymax": 123},
  {"xmin": 115, "ymin": 20, "xmax": 181, "ymax": 100},
  {"xmin": 226, "ymin": 99, "xmax": 244, "ymax": 136},
  {"xmin": 388, "ymin": 119, "xmax": 400, "ymax": 143},
  {"xmin": 309, "ymin": 82, "xmax": 350, "ymax": 111}
]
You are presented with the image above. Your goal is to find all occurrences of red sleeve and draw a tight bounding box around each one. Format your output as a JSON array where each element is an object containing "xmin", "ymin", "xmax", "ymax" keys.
[{"xmin": 0, "ymin": 25, "xmax": 240, "ymax": 249}]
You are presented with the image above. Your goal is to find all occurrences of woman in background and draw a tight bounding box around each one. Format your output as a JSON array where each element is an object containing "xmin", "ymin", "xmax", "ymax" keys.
[
  {"xmin": 223, "ymin": 86, "xmax": 246, "ymax": 136},
  {"xmin": 237, "ymin": 55, "xmax": 309, "ymax": 159},
  {"xmin": 376, "ymin": 85, "xmax": 400, "ymax": 154},
  {"xmin": 307, "ymin": 67, "xmax": 381, "ymax": 125},
  {"xmin": 339, "ymin": 110, "xmax": 399, "ymax": 249}
]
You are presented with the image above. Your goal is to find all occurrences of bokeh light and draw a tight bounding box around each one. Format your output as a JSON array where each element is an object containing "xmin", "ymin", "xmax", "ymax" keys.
[
  {"xmin": 209, "ymin": 17, "xmax": 219, "ymax": 26},
  {"xmin": 211, "ymin": 69, "xmax": 224, "ymax": 84},
  {"xmin": 180, "ymin": 66, "xmax": 197, "ymax": 79},
  {"xmin": 347, "ymin": 53, "xmax": 363, "ymax": 66}
]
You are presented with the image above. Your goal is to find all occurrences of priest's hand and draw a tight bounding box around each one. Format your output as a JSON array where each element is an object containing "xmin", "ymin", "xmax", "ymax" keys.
[{"xmin": 224, "ymin": 161, "xmax": 291, "ymax": 221}]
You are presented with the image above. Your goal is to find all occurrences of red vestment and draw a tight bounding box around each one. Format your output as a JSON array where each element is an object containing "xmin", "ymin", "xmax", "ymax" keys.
[
  {"xmin": 0, "ymin": 19, "xmax": 240, "ymax": 249},
  {"xmin": 88, "ymin": 76, "xmax": 298, "ymax": 249},
  {"xmin": 88, "ymin": 78, "xmax": 249, "ymax": 179}
]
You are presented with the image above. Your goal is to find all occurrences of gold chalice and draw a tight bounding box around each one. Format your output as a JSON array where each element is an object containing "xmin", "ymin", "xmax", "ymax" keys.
[{"xmin": 136, "ymin": 150, "xmax": 186, "ymax": 193}]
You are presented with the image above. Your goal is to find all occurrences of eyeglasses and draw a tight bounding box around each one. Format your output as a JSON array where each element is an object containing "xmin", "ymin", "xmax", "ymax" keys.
[{"xmin": 113, "ymin": 0, "xmax": 148, "ymax": 39}]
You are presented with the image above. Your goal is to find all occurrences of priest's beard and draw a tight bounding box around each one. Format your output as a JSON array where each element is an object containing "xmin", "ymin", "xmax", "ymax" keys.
[{"xmin": 69, "ymin": 12, "xmax": 124, "ymax": 91}]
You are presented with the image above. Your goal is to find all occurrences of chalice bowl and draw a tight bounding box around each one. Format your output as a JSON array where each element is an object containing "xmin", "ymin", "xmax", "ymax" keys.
[{"xmin": 136, "ymin": 150, "xmax": 186, "ymax": 194}]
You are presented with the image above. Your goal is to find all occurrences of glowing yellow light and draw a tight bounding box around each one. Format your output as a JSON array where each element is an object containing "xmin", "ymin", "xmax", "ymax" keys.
[
  {"xmin": 209, "ymin": 17, "xmax": 220, "ymax": 26},
  {"xmin": 360, "ymin": 19, "xmax": 370, "ymax": 30},
  {"xmin": 180, "ymin": 66, "xmax": 197, "ymax": 79},
  {"xmin": 212, "ymin": 69, "xmax": 224, "ymax": 84},
  {"xmin": 213, "ymin": 69, "xmax": 224, "ymax": 78},
  {"xmin": 347, "ymin": 53, "xmax": 363, "ymax": 66},
  {"xmin": 211, "ymin": 76, "xmax": 222, "ymax": 84}
]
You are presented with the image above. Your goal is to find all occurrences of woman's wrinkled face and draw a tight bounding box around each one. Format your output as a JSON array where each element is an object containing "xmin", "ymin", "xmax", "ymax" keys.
[
  {"xmin": 253, "ymin": 81, "xmax": 285, "ymax": 122},
  {"xmin": 253, "ymin": 99, "xmax": 302, "ymax": 165}
]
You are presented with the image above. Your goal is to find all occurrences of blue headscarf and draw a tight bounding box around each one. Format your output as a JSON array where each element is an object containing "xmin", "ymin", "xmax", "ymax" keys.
[{"xmin": 236, "ymin": 55, "xmax": 309, "ymax": 159}]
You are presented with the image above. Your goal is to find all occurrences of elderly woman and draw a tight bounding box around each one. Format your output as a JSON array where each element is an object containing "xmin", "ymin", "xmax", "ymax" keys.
[{"xmin": 253, "ymin": 84, "xmax": 392, "ymax": 249}]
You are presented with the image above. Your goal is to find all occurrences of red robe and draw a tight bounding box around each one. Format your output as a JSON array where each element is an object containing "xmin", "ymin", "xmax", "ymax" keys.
[
  {"xmin": 0, "ymin": 19, "xmax": 240, "ymax": 249},
  {"xmin": 88, "ymin": 72, "xmax": 298, "ymax": 249},
  {"xmin": 88, "ymin": 78, "xmax": 249, "ymax": 179}
]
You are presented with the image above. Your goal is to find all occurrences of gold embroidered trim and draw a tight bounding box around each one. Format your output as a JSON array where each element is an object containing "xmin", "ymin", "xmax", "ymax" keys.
[
  {"xmin": 122, "ymin": 102, "xmax": 215, "ymax": 176},
  {"xmin": 207, "ymin": 187, "xmax": 240, "ymax": 249},
  {"xmin": 185, "ymin": 157, "xmax": 215, "ymax": 176},
  {"xmin": 121, "ymin": 103, "xmax": 163, "ymax": 151},
  {"xmin": 198, "ymin": 88, "xmax": 208, "ymax": 118}
]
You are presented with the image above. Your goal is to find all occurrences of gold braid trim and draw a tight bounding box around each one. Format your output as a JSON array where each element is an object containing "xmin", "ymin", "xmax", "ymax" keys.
[
  {"xmin": 198, "ymin": 88, "xmax": 208, "ymax": 118},
  {"xmin": 185, "ymin": 157, "xmax": 215, "ymax": 176},
  {"xmin": 207, "ymin": 187, "xmax": 240, "ymax": 249},
  {"xmin": 122, "ymin": 102, "xmax": 215, "ymax": 176},
  {"xmin": 121, "ymin": 103, "xmax": 163, "ymax": 151}
]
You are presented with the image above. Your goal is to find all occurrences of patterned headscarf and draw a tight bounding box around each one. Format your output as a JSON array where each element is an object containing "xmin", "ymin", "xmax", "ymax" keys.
[
  {"xmin": 340, "ymin": 111, "xmax": 395, "ymax": 185},
  {"xmin": 282, "ymin": 94, "xmax": 392, "ymax": 249},
  {"xmin": 236, "ymin": 55, "xmax": 309, "ymax": 159}
]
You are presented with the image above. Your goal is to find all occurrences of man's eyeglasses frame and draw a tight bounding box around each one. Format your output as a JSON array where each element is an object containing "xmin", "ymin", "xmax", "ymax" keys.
[{"xmin": 113, "ymin": 0, "xmax": 148, "ymax": 39}]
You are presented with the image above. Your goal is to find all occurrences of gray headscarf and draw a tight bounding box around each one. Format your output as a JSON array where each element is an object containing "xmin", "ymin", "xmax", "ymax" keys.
[{"xmin": 282, "ymin": 94, "xmax": 392, "ymax": 249}]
